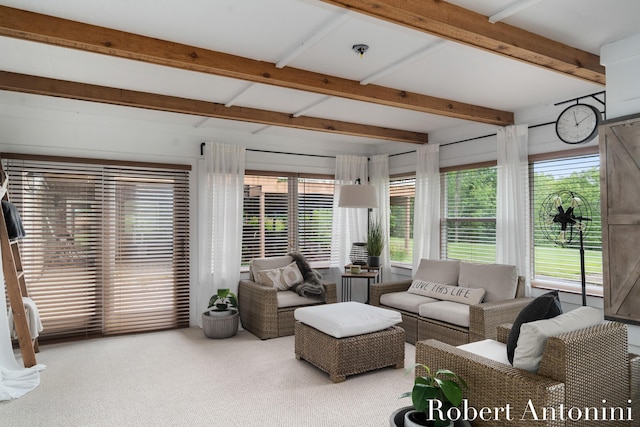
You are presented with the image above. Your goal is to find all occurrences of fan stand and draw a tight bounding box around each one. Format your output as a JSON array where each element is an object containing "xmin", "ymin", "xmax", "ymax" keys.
[{"xmin": 578, "ymin": 225, "xmax": 587, "ymax": 306}]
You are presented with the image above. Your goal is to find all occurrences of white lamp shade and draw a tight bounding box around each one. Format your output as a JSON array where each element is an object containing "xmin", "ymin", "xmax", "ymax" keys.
[{"xmin": 338, "ymin": 184, "xmax": 378, "ymax": 208}]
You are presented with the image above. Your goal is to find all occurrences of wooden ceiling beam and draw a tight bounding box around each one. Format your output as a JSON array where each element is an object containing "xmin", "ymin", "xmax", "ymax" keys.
[
  {"xmin": 0, "ymin": 71, "xmax": 428, "ymax": 144},
  {"xmin": 321, "ymin": 0, "xmax": 605, "ymax": 85},
  {"xmin": 0, "ymin": 5, "xmax": 512, "ymax": 126}
]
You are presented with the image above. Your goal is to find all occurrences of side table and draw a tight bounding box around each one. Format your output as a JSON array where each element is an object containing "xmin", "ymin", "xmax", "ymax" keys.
[{"xmin": 341, "ymin": 265, "xmax": 381, "ymax": 303}]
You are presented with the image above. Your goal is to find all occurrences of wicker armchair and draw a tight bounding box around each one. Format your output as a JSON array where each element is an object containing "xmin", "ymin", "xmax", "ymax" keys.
[
  {"xmin": 238, "ymin": 256, "xmax": 337, "ymax": 340},
  {"xmin": 415, "ymin": 322, "xmax": 640, "ymax": 426}
]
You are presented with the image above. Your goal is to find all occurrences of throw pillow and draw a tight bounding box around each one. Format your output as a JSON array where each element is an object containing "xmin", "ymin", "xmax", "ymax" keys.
[
  {"xmin": 513, "ymin": 306, "xmax": 603, "ymax": 372},
  {"xmin": 407, "ymin": 280, "xmax": 486, "ymax": 305},
  {"xmin": 255, "ymin": 261, "xmax": 304, "ymax": 291},
  {"xmin": 506, "ymin": 290, "xmax": 562, "ymax": 364}
]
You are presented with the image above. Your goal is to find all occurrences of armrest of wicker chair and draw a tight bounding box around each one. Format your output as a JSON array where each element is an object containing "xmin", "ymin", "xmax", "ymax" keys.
[
  {"xmin": 496, "ymin": 323, "xmax": 513, "ymax": 344},
  {"xmin": 630, "ymin": 353, "xmax": 640, "ymax": 419},
  {"xmin": 468, "ymin": 297, "xmax": 533, "ymax": 342},
  {"xmin": 320, "ymin": 280, "xmax": 338, "ymax": 304},
  {"xmin": 369, "ymin": 279, "xmax": 412, "ymax": 306},
  {"xmin": 415, "ymin": 339, "xmax": 565, "ymax": 422},
  {"xmin": 238, "ymin": 279, "xmax": 279, "ymax": 339}
]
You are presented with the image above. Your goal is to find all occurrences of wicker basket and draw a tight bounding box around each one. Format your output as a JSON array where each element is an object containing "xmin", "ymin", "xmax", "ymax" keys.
[{"xmin": 202, "ymin": 310, "xmax": 239, "ymax": 339}]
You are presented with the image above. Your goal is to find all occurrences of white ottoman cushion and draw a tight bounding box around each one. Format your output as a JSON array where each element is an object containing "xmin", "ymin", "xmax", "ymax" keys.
[{"xmin": 294, "ymin": 301, "xmax": 402, "ymax": 338}]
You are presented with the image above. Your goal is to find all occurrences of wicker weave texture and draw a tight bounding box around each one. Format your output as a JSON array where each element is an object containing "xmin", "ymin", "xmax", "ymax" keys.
[{"xmin": 295, "ymin": 322, "xmax": 405, "ymax": 383}]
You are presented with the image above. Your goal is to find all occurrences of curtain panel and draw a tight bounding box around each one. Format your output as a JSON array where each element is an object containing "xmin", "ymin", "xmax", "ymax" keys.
[
  {"xmin": 369, "ymin": 154, "xmax": 391, "ymax": 279},
  {"xmin": 412, "ymin": 144, "xmax": 440, "ymax": 271}
]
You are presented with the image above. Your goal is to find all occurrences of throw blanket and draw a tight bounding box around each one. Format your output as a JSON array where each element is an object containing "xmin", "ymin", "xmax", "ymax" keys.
[
  {"xmin": 1, "ymin": 200, "xmax": 25, "ymax": 241},
  {"xmin": 288, "ymin": 252, "xmax": 325, "ymax": 300}
]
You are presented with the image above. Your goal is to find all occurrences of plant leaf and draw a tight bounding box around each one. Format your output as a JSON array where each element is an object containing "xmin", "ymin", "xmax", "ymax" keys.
[{"xmin": 438, "ymin": 379, "xmax": 463, "ymax": 407}]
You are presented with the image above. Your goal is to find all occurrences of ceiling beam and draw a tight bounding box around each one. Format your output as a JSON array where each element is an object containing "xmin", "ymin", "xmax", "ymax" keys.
[
  {"xmin": 321, "ymin": 0, "xmax": 605, "ymax": 85},
  {"xmin": 0, "ymin": 71, "xmax": 428, "ymax": 144},
  {"xmin": 0, "ymin": 5, "xmax": 512, "ymax": 126}
]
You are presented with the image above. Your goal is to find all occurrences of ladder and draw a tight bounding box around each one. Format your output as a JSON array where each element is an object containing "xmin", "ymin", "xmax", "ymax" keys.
[{"xmin": 0, "ymin": 166, "xmax": 37, "ymax": 367}]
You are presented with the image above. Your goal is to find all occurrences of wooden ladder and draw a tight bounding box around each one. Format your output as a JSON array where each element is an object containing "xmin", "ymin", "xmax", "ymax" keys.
[{"xmin": 0, "ymin": 167, "xmax": 37, "ymax": 367}]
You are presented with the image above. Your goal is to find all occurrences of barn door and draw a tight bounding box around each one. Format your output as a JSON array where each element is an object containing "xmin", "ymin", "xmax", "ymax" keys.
[{"xmin": 600, "ymin": 112, "xmax": 640, "ymax": 325}]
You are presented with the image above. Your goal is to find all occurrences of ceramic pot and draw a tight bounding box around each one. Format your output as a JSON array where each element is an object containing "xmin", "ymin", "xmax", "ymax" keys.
[
  {"xmin": 403, "ymin": 410, "xmax": 453, "ymax": 427},
  {"xmin": 367, "ymin": 255, "xmax": 380, "ymax": 267},
  {"xmin": 201, "ymin": 310, "xmax": 239, "ymax": 339}
]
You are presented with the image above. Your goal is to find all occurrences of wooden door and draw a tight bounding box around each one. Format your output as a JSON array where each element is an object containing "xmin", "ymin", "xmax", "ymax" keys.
[{"xmin": 600, "ymin": 112, "xmax": 640, "ymax": 325}]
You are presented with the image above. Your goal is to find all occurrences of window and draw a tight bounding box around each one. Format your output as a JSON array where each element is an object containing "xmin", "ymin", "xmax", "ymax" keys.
[
  {"xmin": 389, "ymin": 175, "xmax": 415, "ymax": 265},
  {"xmin": 531, "ymin": 153, "xmax": 602, "ymax": 287},
  {"xmin": 241, "ymin": 173, "xmax": 333, "ymax": 266},
  {"xmin": 4, "ymin": 155, "xmax": 190, "ymax": 340},
  {"xmin": 441, "ymin": 165, "xmax": 497, "ymax": 263}
]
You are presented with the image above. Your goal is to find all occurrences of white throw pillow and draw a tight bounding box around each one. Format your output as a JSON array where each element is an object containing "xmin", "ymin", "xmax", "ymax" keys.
[
  {"xmin": 513, "ymin": 306, "xmax": 603, "ymax": 372},
  {"xmin": 407, "ymin": 280, "xmax": 485, "ymax": 305},
  {"xmin": 255, "ymin": 261, "xmax": 303, "ymax": 291}
]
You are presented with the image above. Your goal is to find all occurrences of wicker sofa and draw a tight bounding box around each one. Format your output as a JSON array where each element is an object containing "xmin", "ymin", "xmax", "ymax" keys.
[
  {"xmin": 416, "ymin": 320, "xmax": 640, "ymax": 426},
  {"xmin": 238, "ymin": 255, "xmax": 337, "ymax": 339},
  {"xmin": 370, "ymin": 259, "xmax": 531, "ymax": 345}
]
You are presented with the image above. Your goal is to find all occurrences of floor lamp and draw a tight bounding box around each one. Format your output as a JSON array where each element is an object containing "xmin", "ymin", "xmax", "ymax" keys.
[{"xmin": 338, "ymin": 179, "xmax": 378, "ymax": 265}]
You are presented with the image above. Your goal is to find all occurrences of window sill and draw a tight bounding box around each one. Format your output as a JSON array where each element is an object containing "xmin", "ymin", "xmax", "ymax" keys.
[{"xmin": 531, "ymin": 279, "xmax": 603, "ymax": 298}]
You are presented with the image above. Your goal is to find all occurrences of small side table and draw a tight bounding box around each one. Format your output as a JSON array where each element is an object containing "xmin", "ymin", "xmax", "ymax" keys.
[{"xmin": 341, "ymin": 265, "xmax": 381, "ymax": 303}]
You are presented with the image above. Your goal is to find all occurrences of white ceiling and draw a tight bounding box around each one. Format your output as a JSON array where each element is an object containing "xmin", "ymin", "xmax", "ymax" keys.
[{"xmin": 0, "ymin": 0, "xmax": 638, "ymax": 153}]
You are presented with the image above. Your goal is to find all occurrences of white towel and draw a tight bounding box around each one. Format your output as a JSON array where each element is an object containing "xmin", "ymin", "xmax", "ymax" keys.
[{"xmin": 8, "ymin": 297, "xmax": 43, "ymax": 340}]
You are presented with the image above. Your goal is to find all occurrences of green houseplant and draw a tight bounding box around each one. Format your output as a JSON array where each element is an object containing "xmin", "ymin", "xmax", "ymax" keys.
[
  {"xmin": 202, "ymin": 288, "xmax": 239, "ymax": 339},
  {"xmin": 366, "ymin": 218, "xmax": 384, "ymax": 267},
  {"xmin": 400, "ymin": 363, "xmax": 468, "ymax": 427}
]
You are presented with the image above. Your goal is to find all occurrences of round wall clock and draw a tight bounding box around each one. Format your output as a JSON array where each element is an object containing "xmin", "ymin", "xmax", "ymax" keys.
[{"xmin": 555, "ymin": 103, "xmax": 601, "ymax": 144}]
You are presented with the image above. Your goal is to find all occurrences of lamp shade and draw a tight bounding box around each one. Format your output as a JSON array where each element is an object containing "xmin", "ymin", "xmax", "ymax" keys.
[{"xmin": 338, "ymin": 184, "xmax": 378, "ymax": 208}]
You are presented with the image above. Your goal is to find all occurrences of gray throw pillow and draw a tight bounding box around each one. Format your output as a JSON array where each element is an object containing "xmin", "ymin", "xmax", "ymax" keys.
[{"xmin": 506, "ymin": 290, "xmax": 562, "ymax": 364}]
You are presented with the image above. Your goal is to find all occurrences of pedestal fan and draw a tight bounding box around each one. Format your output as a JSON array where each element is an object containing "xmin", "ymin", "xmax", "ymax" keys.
[{"xmin": 539, "ymin": 190, "xmax": 592, "ymax": 306}]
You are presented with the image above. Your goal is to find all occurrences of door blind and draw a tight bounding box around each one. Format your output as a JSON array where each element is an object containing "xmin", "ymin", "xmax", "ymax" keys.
[{"xmin": 3, "ymin": 156, "xmax": 190, "ymax": 340}]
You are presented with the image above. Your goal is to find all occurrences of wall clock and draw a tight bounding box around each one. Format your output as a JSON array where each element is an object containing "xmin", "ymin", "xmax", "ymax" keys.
[{"xmin": 555, "ymin": 103, "xmax": 601, "ymax": 144}]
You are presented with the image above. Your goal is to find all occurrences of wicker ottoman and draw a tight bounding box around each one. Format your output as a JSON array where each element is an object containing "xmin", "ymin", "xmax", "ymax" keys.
[{"xmin": 294, "ymin": 302, "xmax": 405, "ymax": 383}]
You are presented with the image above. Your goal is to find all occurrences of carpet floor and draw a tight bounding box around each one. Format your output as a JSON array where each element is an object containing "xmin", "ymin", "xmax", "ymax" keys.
[{"xmin": 1, "ymin": 327, "xmax": 416, "ymax": 426}]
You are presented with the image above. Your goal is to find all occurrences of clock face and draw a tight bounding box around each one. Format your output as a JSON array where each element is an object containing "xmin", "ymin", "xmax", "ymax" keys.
[{"xmin": 555, "ymin": 104, "xmax": 600, "ymax": 144}]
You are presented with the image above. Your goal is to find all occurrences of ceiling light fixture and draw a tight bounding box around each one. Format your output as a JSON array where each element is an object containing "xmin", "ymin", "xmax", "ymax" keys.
[{"xmin": 352, "ymin": 44, "xmax": 369, "ymax": 58}]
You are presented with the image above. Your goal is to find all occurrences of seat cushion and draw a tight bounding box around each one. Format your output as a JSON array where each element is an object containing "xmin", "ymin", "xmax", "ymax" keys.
[
  {"xmin": 249, "ymin": 256, "xmax": 293, "ymax": 281},
  {"xmin": 513, "ymin": 306, "xmax": 603, "ymax": 373},
  {"xmin": 418, "ymin": 300, "xmax": 470, "ymax": 327},
  {"xmin": 276, "ymin": 290, "xmax": 322, "ymax": 308},
  {"xmin": 458, "ymin": 339, "xmax": 510, "ymax": 365},
  {"xmin": 506, "ymin": 290, "xmax": 562, "ymax": 364},
  {"xmin": 294, "ymin": 301, "xmax": 402, "ymax": 338},
  {"xmin": 458, "ymin": 262, "xmax": 518, "ymax": 302},
  {"xmin": 380, "ymin": 291, "xmax": 439, "ymax": 314},
  {"xmin": 414, "ymin": 259, "xmax": 460, "ymax": 286}
]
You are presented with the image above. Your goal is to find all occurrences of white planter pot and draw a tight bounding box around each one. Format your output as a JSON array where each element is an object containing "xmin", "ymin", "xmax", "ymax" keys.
[{"xmin": 403, "ymin": 409, "xmax": 453, "ymax": 427}]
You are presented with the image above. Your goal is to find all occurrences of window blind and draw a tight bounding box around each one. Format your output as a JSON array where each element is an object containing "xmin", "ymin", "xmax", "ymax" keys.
[
  {"xmin": 530, "ymin": 153, "xmax": 602, "ymax": 286},
  {"xmin": 441, "ymin": 166, "xmax": 497, "ymax": 263},
  {"xmin": 389, "ymin": 176, "xmax": 415, "ymax": 264},
  {"xmin": 297, "ymin": 177, "xmax": 333, "ymax": 263},
  {"xmin": 4, "ymin": 156, "xmax": 190, "ymax": 340}
]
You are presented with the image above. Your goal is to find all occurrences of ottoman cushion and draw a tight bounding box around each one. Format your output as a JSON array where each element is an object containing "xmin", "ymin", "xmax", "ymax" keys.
[{"xmin": 294, "ymin": 301, "xmax": 401, "ymax": 338}]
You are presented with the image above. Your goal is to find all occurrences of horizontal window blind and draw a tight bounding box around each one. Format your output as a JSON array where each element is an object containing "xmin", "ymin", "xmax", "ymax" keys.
[
  {"xmin": 531, "ymin": 154, "xmax": 602, "ymax": 286},
  {"xmin": 389, "ymin": 176, "xmax": 415, "ymax": 264},
  {"xmin": 4, "ymin": 157, "xmax": 190, "ymax": 340},
  {"xmin": 297, "ymin": 177, "xmax": 333, "ymax": 263},
  {"xmin": 441, "ymin": 166, "xmax": 497, "ymax": 263}
]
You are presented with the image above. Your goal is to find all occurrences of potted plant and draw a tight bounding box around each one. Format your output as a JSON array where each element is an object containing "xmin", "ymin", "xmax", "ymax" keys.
[
  {"xmin": 201, "ymin": 288, "xmax": 240, "ymax": 339},
  {"xmin": 398, "ymin": 363, "xmax": 468, "ymax": 427},
  {"xmin": 366, "ymin": 218, "xmax": 384, "ymax": 267}
]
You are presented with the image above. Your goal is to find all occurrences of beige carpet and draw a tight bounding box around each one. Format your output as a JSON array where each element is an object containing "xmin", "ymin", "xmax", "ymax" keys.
[{"xmin": 1, "ymin": 327, "xmax": 416, "ymax": 426}]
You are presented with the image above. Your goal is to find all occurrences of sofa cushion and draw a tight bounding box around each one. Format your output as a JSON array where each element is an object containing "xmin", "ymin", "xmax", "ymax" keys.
[
  {"xmin": 458, "ymin": 339, "xmax": 510, "ymax": 365},
  {"xmin": 255, "ymin": 261, "xmax": 304, "ymax": 291},
  {"xmin": 513, "ymin": 306, "xmax": 602, "ymax": 373},
  {"xmin": 407, "ymin": 280, "xmax": 485, "ymax": 305},
  {"xmin": 277, "ymin": 291, "xmax": 323, "ymax": 308},
  {"xmin": 414, "ymin": 259, "xmax": 460, "ymax": 286},
  {"xmin": 418, "ymin": 301, "xmax": 470, "ymax": 328},
  {"xmin": 458, "ymin": 262, "xmax": 518, "ymax": 303},
  {"xmin": 506, "ymin": 290, "xmax": 562, "ymax": 364},
  {"xmin": 294, "ymin": 301, "xmax": 402, "ymax": 338},
  {"xmin": 249, "ymin": 255, "xmax": 293, "ymax": 281},
  {"xmin": 379, "ymin": 291, "xmax": 439, "ymax": 314}
]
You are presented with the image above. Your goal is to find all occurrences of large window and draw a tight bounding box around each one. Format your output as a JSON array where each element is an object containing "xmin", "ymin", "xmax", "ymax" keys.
[
  {"xmin": 531, "ymin": 152, "xmax": 602, "ymax": 287},
  {"xmin": 241, "ymin": 173, "xmax": 333, "ymax": 265},
  {"xmin": 4, "ymin": 155, "xmax": 190, "ymax": 340},
  {"xmin": 441, "ymin": 165, "xmax": 497, "ymax": 263},
  {"xmin": 389, "ymin": 175, "xmax": 415, "ymax": 264}
]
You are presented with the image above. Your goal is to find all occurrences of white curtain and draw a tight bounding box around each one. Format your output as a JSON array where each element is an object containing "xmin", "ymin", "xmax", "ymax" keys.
[
  {"xmin": 496, "ymin": 125, "xmax": 531, "ymax": 295},
  {"xmin": 330, "ymin": 155, "xmax": 369, "ymax": 268},
  {"xmin": 0, "ymin": 248, "xmax": 46, "ymax": 400},
  {"xmin": 413, "ymin": 144, "xmax": 440, "ymax": 271},
  {"xmin": 197, "ymin": 142, "xmax": 245, "ymax": 325},
  {"xmin": 369, "ymin": 154, "xmax": 391, "ymax": 279}
]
